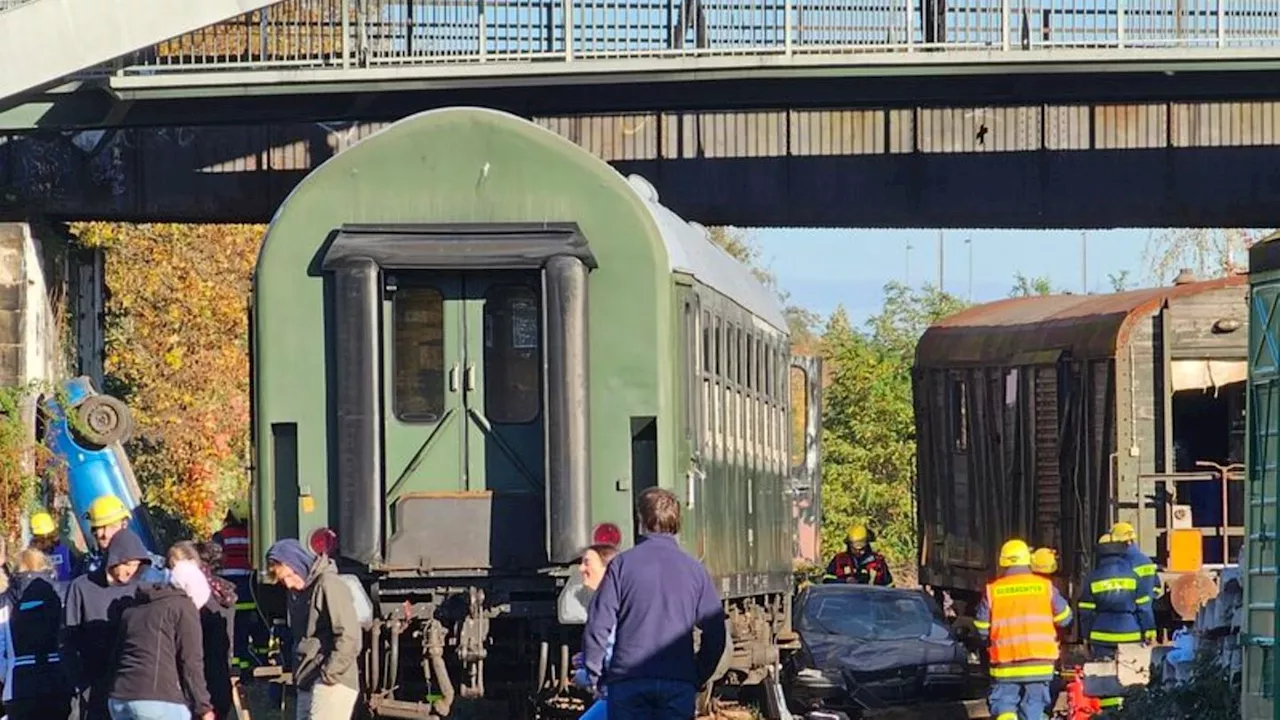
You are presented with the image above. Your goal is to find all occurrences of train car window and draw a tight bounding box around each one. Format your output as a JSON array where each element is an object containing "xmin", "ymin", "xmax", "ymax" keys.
[
  {"xmin": 714, "ymin": 316, "xmax": 723, "ymax": 378},
  {"xmin": 684, "ymin": 301, "xmax": 697, "ymax": 441},
  {"xmin": 484, "ymin": 284, "xmax": 541, "ymax": 424},
  {"xmin": 950, "ymin": 375, "xmax": 969, "ymax": 453},
  {"xmin": 393, "ymin": 287, "xmax": 446, "ymax": 423},
  {"xmin": 703, "ymin": 311, "xmax": 712, "ymax": 373},
  {"xmin": 764, "ymin": 344, "xmax": 773, "ymax": 402}
]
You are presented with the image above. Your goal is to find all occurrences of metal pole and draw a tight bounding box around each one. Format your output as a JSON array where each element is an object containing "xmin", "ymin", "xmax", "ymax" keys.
[
  {"xmin": 937, "ymin": 230, "xmax": 945, "ymax": 291},
  {"xmin": 1117, "ymin": 0, "xmax": 1125, "ymax": 48},
  {"xmin": 341, "ymin": 0, "xmax": 351, "ymax": 68},
  {"xmin": 966, "ymin": 237, "xmax": 973, "ymax": 301},
  {"xmin": 478, "ymin": 0, "xmax": 488, "ymax": 61},
  {"xmin": 564, "ymin": 0, "xmax": 574, "ymax": 60},
  {"xmin": 784, "ymin": 0, "xmax": 793, "ymax": 55},
  {"xmin": 1082, "ymin": 231, "xmax": 1088, "ymax": 293},
  {"xmin": 1001, "ymin": 0, "xmax": 1011, "ymax": 51},
  {"xmin": 1217, "ymin": 0, "xmax": 1225, "ymax": 48}
]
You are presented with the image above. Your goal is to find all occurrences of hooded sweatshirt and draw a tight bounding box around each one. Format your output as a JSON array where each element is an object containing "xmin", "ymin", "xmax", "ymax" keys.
[
  {"xmin": 63, "ymin": 528, "xmax": 149, "ymax": 691},
  {"xmin": 287, "ymin": 555, "xmax": 362, "ymax": 691},
  {"xmin": 109, "ymin": 583, "xmax": 212, "ymax": 715}
]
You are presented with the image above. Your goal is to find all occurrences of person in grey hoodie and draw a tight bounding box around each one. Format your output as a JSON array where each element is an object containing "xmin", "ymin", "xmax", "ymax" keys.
[{"xmin": 265, "ymin": 539, "xmax": 361, "ymax": 720}]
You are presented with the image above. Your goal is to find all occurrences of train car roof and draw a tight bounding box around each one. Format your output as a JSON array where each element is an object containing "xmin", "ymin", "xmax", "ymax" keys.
[
  {"xmin": 623, "ymin": 174, "xmax": 788, "ymax": 332},
  {"xmin": 1250, "ymin": 230, "xmax": 1280, "ymax": 275},
  {"xmin": 916, "ymin": 274, "xmax": 1247, "ymax": 367}
]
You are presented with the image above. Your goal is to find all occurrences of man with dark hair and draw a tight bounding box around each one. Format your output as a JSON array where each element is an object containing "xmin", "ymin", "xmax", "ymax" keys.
[{"xmin": 582, "ymin": 487, "xmax": 727, "ymax": 719}]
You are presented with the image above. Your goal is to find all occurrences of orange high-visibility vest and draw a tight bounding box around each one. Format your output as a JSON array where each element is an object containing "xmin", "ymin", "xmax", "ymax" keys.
[{"xmin": 986, "ymin": 574, "xmax": 1059, "ymax": 665}]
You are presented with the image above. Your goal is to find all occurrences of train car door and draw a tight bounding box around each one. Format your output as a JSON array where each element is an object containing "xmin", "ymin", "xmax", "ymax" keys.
[{"xmin": 382, "ymin": 270, "xmax": 546, "ymax": 569}]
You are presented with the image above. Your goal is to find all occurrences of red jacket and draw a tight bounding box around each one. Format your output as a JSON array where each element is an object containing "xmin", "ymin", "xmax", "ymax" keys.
[
  {"xmin": 212, "ymin": 523, "xmax": 251, "ymax": 574},
  {"xmin": 824, "ymin": 548, "xmax": 893, "ymax": 586}
]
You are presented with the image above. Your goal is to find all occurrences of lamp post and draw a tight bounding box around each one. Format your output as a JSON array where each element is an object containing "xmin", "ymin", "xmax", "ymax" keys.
[{"xmin": 965, "ymin": 237, "xmax": 973, "ymax": 301}]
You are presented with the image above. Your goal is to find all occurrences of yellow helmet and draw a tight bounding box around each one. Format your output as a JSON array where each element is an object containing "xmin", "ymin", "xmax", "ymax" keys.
[
  {"xmin": 846, "ymin": 524, "xmax": 868, "ymax": 545},
  {"xmin": 999, "ymin": 539, "xmax": 1032, "ymax": 568},
  {"xmin": 85, "ymin": 495, "xmax": 130, "ymax": 528},
  {"xmin": 1031, "ymin": 547, "xmax": 1057, "ymax": 574},
  {"xmin": 1110, "ymin": 521, "xmax": 1136, "ymax": 543},
  {"xmin": 228, "ymin": 498, "xmax": 250, "ymax": 523},
  {"xmin": 30, "ymin": 511, "xmax": 56, "ymax": 538},
  {"xmin": 1098, "ymin": 533, "xmax": 1114, "ymax": 544}
]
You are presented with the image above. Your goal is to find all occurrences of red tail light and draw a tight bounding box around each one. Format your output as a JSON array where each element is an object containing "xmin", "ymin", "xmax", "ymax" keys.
[
  {"xmin": 309, "ymin": 527, "xmax": 339, "ymax": 556},
  {"xmin": 592, "ymin": 523, "xmax": 622, "ymax": 547}
]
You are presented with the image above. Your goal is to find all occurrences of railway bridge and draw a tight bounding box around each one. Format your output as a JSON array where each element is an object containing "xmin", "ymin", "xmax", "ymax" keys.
[{"xmin": 2, "ymin": 0, "xmax": 1280, "ymax": 227}]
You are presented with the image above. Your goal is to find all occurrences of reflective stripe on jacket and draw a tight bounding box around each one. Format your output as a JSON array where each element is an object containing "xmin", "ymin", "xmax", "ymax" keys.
[
  {"xmin": 214, "ymin": 524, "xmax": 252, "ymax": 573},
  {"xmin": 1078, "ymin": 543, "xmax": 1150, "ymax": 647},
  {"xmin": 1124, "ymin": 542, "xmax": 1159, "ymax": 640},
  {"xmin": 974, "ymin": 567, "xmax": 1071, "ymax": 682}
]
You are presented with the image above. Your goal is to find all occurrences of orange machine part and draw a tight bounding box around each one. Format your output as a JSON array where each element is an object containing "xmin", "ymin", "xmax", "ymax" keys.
[{"xmin": 1168, "ymin": 528, "xmax": 1204, "ymax": 574}]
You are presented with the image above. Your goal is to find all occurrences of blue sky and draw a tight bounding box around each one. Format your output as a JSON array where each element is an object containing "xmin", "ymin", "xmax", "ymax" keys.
[{"xmin": 754, "ymin": 228, "xmax": 1155, "ymax": 327}]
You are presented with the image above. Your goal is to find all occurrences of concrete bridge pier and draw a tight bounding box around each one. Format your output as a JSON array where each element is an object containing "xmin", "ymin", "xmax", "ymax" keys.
[{"xmin": 0, "ymin": 221, "xmax": 104, "ymax": 394}]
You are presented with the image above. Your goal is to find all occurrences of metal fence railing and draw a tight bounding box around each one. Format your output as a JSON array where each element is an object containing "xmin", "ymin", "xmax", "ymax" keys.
[{"xmin": 63, "ymin": 0, "xmax": 1280, "ymax": 74}]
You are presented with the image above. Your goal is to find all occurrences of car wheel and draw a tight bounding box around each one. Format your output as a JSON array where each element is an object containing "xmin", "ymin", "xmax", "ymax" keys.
[{"xmin": 73, "ymin": 394, "xmax": 134, "ymax": 448}]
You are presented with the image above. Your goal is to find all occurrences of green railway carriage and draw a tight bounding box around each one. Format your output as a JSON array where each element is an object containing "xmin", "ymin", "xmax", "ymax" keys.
[
  {"xmin": 249, "ymin": 107, "xmax": 820, "ymax": 718},
  {"xmin": 1245, "ymin": 236, "xmax": 1280, "ymax": 720}
]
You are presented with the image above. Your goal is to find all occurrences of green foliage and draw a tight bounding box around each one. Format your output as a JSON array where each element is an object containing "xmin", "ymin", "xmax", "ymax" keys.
[
  {"xmin": 1009, "ymin": 272, "xmax": 1058, "ymax": 297},
  {"xmin": 1108, "ymin": 270, "xmax": 1133, "ymax": 292},
  {"xmin": 818, "ymin": 285, "xmax": 969, "ymax": 569},
  {"xmin": 1107, "ymin": 651, "xmax": 1239, "ymax": 720},
  {"xmin": 71, "ymin": 222, "xmax": 260, "ymax": 537}
]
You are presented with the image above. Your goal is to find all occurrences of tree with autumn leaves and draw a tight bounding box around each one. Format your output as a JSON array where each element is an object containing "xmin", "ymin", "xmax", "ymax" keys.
[{"xmin": 71, "ymin": 222, "xmax": 258, "ymax": 538}]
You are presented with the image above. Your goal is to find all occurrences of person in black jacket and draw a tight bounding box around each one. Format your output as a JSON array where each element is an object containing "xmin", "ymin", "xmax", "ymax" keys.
[
  {"xmin": 108, "ymin": 560, "xmax": 214, "ymax": 720},
  {"xmin": 0, "ymin": 548, "xmax": 72, "ymax": 720},
  {"xmin": 171, "ymin": 541, "xmax": 239, "ymax": 720},
  {"xmin": 64, "ymin": 528, "xmax": 149, "ymax": 720}
]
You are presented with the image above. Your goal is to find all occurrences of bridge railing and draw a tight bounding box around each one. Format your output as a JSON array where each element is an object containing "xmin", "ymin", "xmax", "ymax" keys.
[{"xmin": 93, "ymin": 0, "xmax": 1280, "ymax": 73}]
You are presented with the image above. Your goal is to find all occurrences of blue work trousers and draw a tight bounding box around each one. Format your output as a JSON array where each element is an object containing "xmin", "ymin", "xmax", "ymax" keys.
[
  {"xmin": 988, "ymin": 680, "xmax": 1052, "ymax": 720},
  {"xmin": 606, "ymin": 678, "xmax": 696, "ymax": 720}
]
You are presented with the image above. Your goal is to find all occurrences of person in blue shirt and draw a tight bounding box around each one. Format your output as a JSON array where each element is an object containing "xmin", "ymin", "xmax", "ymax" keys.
[
  {"xmin": 1110, "ymin": 521, "xmax": 1159, "ymax": 642},
  {"xmin": 29, "ymin": 511, "xmax": 75, "ymax": 585},
  {"xmin": 571, "ymin": 544, "xmax": 618, "ymax": 720},
  {"xmin": 582, "ymin": 488, "xmax": 727, "ymax": 719}
]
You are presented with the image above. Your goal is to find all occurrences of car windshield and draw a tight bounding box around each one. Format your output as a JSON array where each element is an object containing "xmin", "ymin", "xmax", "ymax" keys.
[{"xmin": 800, "ymin": 591, "xmax": 938, "ymax": 641}]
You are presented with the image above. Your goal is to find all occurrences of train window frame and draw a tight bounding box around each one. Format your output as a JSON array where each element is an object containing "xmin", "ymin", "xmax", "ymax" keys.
[
  {"xmin": 392, "ymin": 285, "xmax": 448, "ymax": 424},
  {"xmin": 714, "ymin": 316, "xmax": 723, "ymax": 378},
  {"xmin": 683, "ymin": 298, "xmax": 699, "ymax": 444},
  {"xmin": 482, "ymin": 283, "xmax": 542, "ymax": 425},
  {"xmin": 950, "ymin": 373, "xmax": 969, "ymax": 454},
  {"xmin": 702, "ymin": 311, "xmax": 712, "ymax": 373}
]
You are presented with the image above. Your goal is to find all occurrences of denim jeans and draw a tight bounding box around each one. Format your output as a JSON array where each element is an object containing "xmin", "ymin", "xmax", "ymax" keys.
[
  {"xmin": 107, "ymin": 699, "xmax": 191, "ymax": 720},
  {"xmin": 606, "ymin": 678, "xmax": 696, "ymax": 720}
]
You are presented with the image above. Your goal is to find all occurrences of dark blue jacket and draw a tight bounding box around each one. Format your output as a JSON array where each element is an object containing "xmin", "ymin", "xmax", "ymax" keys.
[
  {"xmin": 1123, "ymin": 542, "xmax": 1158, "ymax": 640},
  {"xmin": 1078, "ymin": 543, "xmax": 1150, "ymax": 648},
  {"xmin": 582, "ymin": 533, "xmax": 727, "ymax": 689}
]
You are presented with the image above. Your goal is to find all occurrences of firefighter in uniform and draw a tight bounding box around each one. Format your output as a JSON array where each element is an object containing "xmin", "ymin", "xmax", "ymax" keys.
[
  {"xmin": 1078, "ymin": 533, "xmax": 1152, "ymax": 711},
  {"xmin": 29, "ymin": 511, "xmax": 75, "ymax": 584},
  {"xmin": 974, "ymin": 539, "xmax": 1072, "ymax": 720},
  {"xmin": 77, "ymin": 496, "xmax": 166, "ymax": 582},
  {"xmin": 1030, "ymin": 547, "xmax": 1065, "ymax": 699},
  {"xmin": 212, "ymin": 498, "xmax": 262, "ymax": 669},
  {"xmin": 1110, "ymin": 521, "xmax": 1159, "ymax": 642},
  {"xmin": 823, "ymin": 525, "xmax": 893, "ymax": 586}
]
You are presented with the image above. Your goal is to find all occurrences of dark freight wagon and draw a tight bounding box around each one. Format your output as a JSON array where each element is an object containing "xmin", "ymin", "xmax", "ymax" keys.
[{"xmin": 913, "ymin": 275, "xmax": 1248, "ymax": 615}]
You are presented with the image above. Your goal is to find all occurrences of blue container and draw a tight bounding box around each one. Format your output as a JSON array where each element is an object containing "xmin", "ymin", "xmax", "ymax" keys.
[
  {"xmin": 580, "ymin": 699, "xmax": 607, "ymax": 720},
  {"xmin": 44, "ymin": 377, "xmax": 158, "ymax": 554}
]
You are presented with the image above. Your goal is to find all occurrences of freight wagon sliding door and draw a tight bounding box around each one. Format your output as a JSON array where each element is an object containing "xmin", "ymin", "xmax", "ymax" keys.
[
  {"xmin": 1245, "ymin": 278, "xmax": 1280, "ymax": 720},
  {"xmin": 381, "ymin": 270, "xmax": 547, "ymax": 570}
]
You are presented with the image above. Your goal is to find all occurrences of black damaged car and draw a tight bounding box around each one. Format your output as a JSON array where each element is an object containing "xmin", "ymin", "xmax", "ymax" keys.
[{"xmin": 785, "ymin": 584, "xmax": 973, "ymax": 719}]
